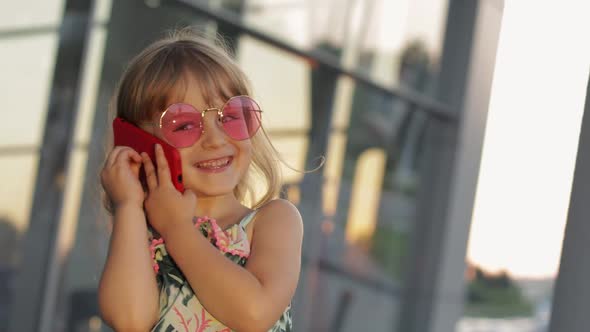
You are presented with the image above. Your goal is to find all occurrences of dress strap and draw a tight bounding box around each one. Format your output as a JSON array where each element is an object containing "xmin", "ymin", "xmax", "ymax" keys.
[{"xmin": 239, "ymin": 210, "xmax": 258, "ymax": 229}]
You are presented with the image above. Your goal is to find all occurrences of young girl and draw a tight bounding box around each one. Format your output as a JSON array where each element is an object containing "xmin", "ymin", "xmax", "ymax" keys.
[{"xmin": 98, "ymin": 30, "xmax": 303, "ymax": 332}]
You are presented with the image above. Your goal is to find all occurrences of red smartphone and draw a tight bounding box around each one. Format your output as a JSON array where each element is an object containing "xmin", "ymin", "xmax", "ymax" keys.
[{"xmin": 112, "ymin": 117, "xmax": 184, "ymax": 192}]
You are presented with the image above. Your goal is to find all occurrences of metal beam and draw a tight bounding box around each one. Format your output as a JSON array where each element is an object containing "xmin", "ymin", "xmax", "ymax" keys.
[
  {"xmin": 0, "ymin": 145, "xmax": 40, "ymax": 156},
  {"xmin": 0, "ymin": 26, "xmax": 58, "ymax": 39},
  {"xmin": 0, "ymin": 143, "xmax": 90, "ymax": 157}
]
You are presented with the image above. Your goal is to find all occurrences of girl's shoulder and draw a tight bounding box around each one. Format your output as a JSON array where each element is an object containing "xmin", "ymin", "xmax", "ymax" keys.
[{"xmin": 249, "ymin": 199, "xmax": 303, "ymax": 235}]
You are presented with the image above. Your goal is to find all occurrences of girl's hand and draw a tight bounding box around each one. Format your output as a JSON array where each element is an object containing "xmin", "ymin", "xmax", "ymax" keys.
[
  {"xmin": 142, "ymin": 144, "xmax": 196, "ymax": 237},
  {"xmin": 101, "ymin": 146, "xmax": 144, "ymax": 210}
]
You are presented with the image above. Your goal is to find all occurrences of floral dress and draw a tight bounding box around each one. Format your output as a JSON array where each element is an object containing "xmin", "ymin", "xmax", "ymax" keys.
[{"xmin": 148, "ymin": 211, "xmax": 293, "ymax": 332}]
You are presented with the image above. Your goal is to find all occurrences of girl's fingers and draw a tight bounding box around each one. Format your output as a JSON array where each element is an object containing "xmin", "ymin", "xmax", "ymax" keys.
[
  {"xmin": 142, "ymin": 152, "xmax": 158, "ymax": 190},
  {"xmin": 129, "ymin": 150, "xmax": 142, "ymax": 164},
  {"xmin": 105, "ymin": 146, "xmax": 125, "ymax": 168},
  {"xmin": 154, "ymin": 144, "xmax": 172, "ymax": 187},
  {"xmin": 107, "ymin": 146, "xmax": 141, "ymax": 168},
  {"xmin": 118, "ymin": 148, "xmax": 142, "ymax": 165}
]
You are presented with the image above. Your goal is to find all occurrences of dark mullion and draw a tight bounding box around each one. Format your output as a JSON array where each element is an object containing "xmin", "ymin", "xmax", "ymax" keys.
[{"xmin": 0, "ymin": 21, "xmax": 106, "ymax": 39}]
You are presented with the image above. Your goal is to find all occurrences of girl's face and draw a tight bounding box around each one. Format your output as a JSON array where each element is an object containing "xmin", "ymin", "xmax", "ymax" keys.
[{"xmin": 142, "ymin": 76, "xmax": 253, "ymax": 198}]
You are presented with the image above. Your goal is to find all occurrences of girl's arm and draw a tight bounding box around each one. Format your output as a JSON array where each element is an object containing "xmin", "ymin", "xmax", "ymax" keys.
[
  {"xmin": 98, "ymin": 147, "xmax": 159, "ymax": 331},
  {"xmin": 161, "ymin": 199, "xmax": 303, "ymax": 332},
  {"xmin": 98, "ymin": 205, "xmax": 159, "ymax": 331}
]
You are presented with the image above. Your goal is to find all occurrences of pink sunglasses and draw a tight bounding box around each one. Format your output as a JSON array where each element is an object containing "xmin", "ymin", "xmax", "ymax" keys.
[{"xmin": 157, "ymin": 95, "xmax": 262, "ymax": 148}]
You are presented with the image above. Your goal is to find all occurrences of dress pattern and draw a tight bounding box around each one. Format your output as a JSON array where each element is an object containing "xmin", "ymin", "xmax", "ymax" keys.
[{"xmin": 148, "ymin": 213, "xmax": 293, "ymax": 332}]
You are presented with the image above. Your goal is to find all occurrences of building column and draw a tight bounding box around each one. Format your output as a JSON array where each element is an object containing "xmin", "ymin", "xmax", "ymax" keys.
[
  {"xmin": 397, "ymin": 1, "xmax": 504, "ymax": 331},
  {"xmin": 549, "ymin": 70, "xmax": 590, "ymax": 332}
]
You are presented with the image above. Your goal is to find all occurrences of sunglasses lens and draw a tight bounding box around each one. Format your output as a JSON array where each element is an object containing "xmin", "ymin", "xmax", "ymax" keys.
[
  {"xmin": 222, "ymin": 96, "xmax": 262, "ymax": 140},
  {"xmin": 160, "ymin": 103, "xmax": 202, "ymax": 148}
]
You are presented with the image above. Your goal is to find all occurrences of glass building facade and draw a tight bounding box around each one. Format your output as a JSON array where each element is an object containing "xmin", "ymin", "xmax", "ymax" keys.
[{"xmin": 0, "ymin": 0, "xmax": 504, "ymax": 331}]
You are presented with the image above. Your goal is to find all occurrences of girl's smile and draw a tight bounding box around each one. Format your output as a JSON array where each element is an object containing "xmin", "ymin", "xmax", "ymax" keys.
[{"xmin": 194, "ymin": 156, "xmax": 233, "ymax": 172}]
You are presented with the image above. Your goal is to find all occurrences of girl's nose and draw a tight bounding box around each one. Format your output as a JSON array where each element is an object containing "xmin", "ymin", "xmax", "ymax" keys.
[{"xmin": 199, "ymin": 111, "xmax": 227, "ymax": 149}]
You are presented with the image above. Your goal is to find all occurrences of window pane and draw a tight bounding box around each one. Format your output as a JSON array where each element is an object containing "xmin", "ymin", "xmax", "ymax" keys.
[
  {"xmin": 0, "ymin": 154, "xmax": 39, "ymax": 332},
  {"xmin": 74, "ymin": 26, "xmax": 108, "ymax": 145},
  {"xmin": 93, "ymin": 0, "xmax": 113, "ymax": 23},
  {"xmin": 0, "ymin": 34, "xmax": 58, "ymax": 147},
  {"xmin": 0, "ymin": 1, "xmax": 64, "ymax": 30}
]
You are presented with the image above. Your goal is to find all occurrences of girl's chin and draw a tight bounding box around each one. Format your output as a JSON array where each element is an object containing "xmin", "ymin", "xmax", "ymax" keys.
[
  {"xmin": 185, "ymin": 184, "xmax": 236, "ymax": 198},
  {"xmin": 182, "ymin": 172, "xmax": 243, "ymax": 198}
]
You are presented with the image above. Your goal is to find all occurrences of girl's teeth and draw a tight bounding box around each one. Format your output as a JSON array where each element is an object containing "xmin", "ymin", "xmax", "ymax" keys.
[{"xmin": 198, "ymin": 157, "xmax": 229, "ymax": 168}]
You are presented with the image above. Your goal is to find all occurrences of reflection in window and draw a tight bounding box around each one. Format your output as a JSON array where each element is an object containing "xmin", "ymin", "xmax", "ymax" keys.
[
  {"xmin": 0, "ymin": 154, "xmax": 39, "ymax": 332},
  {"xmin": 345, "ymin": 148, "xmax": 386, "ymax": 249}
]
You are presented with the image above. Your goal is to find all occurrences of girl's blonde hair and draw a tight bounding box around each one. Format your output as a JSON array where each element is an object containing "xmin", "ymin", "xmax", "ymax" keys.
[{"xmin": 105, "ymin": 28, "xmax": 282, "ymax": 211}]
